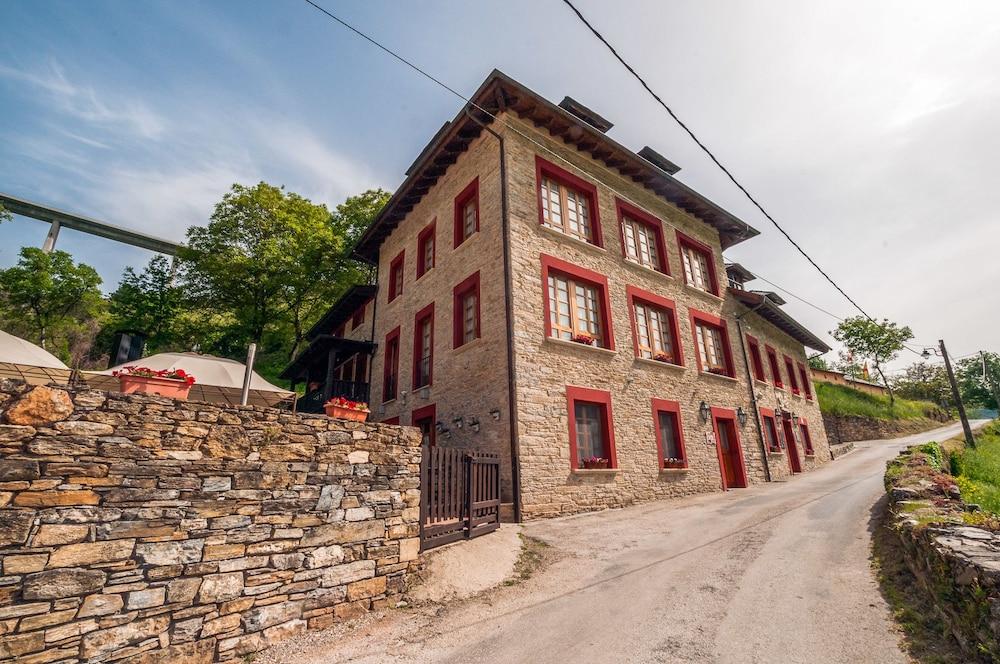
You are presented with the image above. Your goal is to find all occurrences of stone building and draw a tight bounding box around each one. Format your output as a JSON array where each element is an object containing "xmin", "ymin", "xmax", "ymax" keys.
[{"xmin": 287, "ymin": 70, "xmax": 832, "ymax": 520}]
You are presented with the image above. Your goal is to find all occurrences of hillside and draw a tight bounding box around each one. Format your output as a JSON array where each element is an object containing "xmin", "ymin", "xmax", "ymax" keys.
[{"xmin": 816, "ymin": 382, "xmax": 945, "ymax": 421}]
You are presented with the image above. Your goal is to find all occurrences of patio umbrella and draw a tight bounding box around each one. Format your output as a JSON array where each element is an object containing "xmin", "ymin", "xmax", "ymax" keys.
[
  {"xmin": 84, "ymin": 351, "xmax": 294, "ymax": 408},
  {"xmin": 0, "ymin": 329, "xmax": 72, "ymax": 385}
]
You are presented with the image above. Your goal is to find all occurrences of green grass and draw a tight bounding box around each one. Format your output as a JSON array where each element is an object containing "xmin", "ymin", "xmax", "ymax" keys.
[
  {"xmin": 951, "ymin": 421, "xmax": 1000, "ymax": 514},
  {"xmin": 816, "ymin": 382, "xmax": 941, "ymax": 420}
]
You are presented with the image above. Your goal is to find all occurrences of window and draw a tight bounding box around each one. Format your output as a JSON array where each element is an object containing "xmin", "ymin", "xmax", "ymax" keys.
[
  {"xmin": 416, "ymin": 221, "xmax": 435, "ymax": 278},
  {"xmin": 412, "ymin": 404, "xmax": 436, "ymax": 447},
  {"xmin": 388, "ymin": 251, "xmax": 405, "ymax": 302},
  {"xmin": 746, "ymin": 335, "xmax": 766, "ymax": 382},
  {"xmin": 799, "ymin": 420, "xmax": 814, "ymax": 455},
  {"xmin": 412, "ymin": 303, "xmax": 434, "ymax": 389},
  {"xmin": 626, "ymin": 286, "xmax": 681, "ymax": 364},
  {"xmin": 452, "ymin": 272, "xmax": 480, "ymax": 348},
  {"xmin": 382, "ymin": 327, "xmax": 400, "ymax": 401},
  {"xmin": 798, "ymin": 363, "xmax": 813, "ymax": 400},
  {"xmin": 454, "ymin": 177, "xmax": 479, "ymax": 247},
  {"xmin": 652, "ymin": 399, "xmax": 686, "ymax": 468},
  {"xmin": 677, "ymin": 232, "xmax": 719, "ymax": 295},
  {"xmin": 535, "ymin": 156, "xmax": 602, "ymax": 246},
  {"xmin": 690, "ymin": 310, "xmax": 733, "ymax": 376},
  {"xmin": 617, "ymin": 199, "xmax": 668, "ymax": 273},
  {"xmin": 566, "ymin": 386, "xmax": 616, "ymax": 469},
  {"xmin": 766, "ymin": 346, "xmax": 783, "ymax": 389},
  {"xmin": 541, "ymin": 255, "xmax": 615, "ymax": 350},
  {"xmin": 351, "ymin": 301, "xmax": 366, "ymax": 330},
  {"xmin": 760, "ymin": 409, "xmax": 780, "ymax": 452},
  {"xmin": 784, "ymin": 356, "xmax": 800, "ymax": 395}
]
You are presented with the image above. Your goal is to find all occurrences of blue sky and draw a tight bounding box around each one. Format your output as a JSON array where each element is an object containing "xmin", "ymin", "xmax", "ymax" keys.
[{"xmin": 2, "ymin": 0, "xmax": 999, "ymax": 367}]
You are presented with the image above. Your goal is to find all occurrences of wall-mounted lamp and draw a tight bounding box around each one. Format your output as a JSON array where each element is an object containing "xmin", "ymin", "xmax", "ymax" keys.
[
  {"xmin": 400, "ymin": 390, "xmax": 408, "ymax": 406},
  {"xmin": 736, "ymin": 407, "xmax": 748, "ymax": 427},
  {"xmin": 435, "ymin": 420, "xmax": 445, "ymax": 434},
  {"xmin": 468, "ymin": 417, "xmax": 480, "ymax": 433},
  {"xmin": 699, "ymin": 400, "xmax": 711, "ymax": 423},
  {"xmin": 774, "ymin": 406, "xmax": 783, "ymax": 420},
  {"xmin": 453, "ymin": 416, "xmax": 464, "ymax": 429},
  {"xmin": 490, "ymin": 409, "xmax": 501, "ymax": 421}
]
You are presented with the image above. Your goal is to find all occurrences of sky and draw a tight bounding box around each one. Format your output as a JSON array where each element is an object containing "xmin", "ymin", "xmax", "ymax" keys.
[{"xmin": 2, "ymin": 0, "xmax": 998, "ymax": 371}]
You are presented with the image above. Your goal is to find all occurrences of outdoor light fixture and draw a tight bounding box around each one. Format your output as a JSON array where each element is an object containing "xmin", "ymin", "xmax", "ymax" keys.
[
  {"xmin": 453, "ymin": 416, "xmax": 464, "ymax": 429},
  {"xmin": 774, "ymin": 406, "xmax": 783, "ymax": 420},
  {"xmin": 490, "ymin": 409, "xmax": 501, "ymax": 420},
  {"xmin": 468, "ymin": 417, "xmax": 480, "ymax": 433},
  {"xmin": 435, "ymin": 421, "xmax": 445, "ymax": 434},
  {"xmin": 699, "ymin": 401, "xmax": 711, "ymax": 422},
  {"xmin": 921, "ymin": 349, "xmax": 932, "ymax": 360},
  {"xmin": 736, "ymin": 407, "xmax": 747, "ymax": 427}
]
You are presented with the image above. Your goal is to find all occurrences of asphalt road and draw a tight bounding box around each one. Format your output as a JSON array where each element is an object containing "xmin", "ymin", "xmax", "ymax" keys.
[{"xmin": 266, "ymin": 421, "xmax": 985, "ymax": 664}]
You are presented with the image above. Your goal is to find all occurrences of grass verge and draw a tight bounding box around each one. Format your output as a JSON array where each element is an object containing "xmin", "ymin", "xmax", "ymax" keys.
[
  {"xmin": 504, "ymin": 535, "xmax": 551, "ymax": 586},
  {"xmin": 817, "ymin": 382, "xmax": 943, "ymax": 420},
  {"xmin": 947, "ymin": 421, "xmax": 1000, "ymax": 514}
]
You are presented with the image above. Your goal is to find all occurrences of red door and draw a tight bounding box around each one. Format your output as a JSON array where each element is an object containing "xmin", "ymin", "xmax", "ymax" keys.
[
  {"xmin": 713, "ymin": 411, "xmax": 748, "ymax": 489},
  {"xmin": 782, "ymin": 417, "xmax": 802, "ymax": 473}
]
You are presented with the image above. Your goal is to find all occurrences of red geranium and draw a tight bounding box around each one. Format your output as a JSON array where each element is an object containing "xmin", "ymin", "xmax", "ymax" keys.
[
  {"xmin": 113, "ymin": 366, "xmax": 196, "ymax": 385},
  {"xmin": 324, "ymin": 396, "xmax": 369, "ymax": 412}
]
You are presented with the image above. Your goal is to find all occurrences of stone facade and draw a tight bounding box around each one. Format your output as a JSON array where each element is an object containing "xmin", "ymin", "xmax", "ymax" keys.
[
  {"xmin": 361, "ymin": 73, "xmax": 833, "ymax": 520},
  {"xmin": 0, "ymin": 381, "xmax": 421, "ymax": 663}
]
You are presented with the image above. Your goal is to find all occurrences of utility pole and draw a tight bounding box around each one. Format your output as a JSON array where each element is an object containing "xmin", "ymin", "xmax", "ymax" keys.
[{"xmin": 941, "ymin": 339, "xmax": 975, "ymax": 448}]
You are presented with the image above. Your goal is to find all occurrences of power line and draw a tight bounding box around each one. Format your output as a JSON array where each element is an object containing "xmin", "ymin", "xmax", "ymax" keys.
[{"xmin": 559, "ymin": 0, "xmax": 876, "ymax": 323}]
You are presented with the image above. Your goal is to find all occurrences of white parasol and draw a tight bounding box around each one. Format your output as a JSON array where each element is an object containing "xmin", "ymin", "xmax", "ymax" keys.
[{"xmin": 0, "ymin": 329, "xmax": 72, "ymax": 385}]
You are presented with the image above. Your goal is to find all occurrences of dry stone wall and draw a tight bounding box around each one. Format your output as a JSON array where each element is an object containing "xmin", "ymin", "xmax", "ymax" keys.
[{"xmin": 0, "ymin": 380, "xmax": 421, "ymax": 663}]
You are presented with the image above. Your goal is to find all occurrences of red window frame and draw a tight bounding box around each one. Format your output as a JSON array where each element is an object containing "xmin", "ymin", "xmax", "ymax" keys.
[
  {"xmin": 760, "ymin": 407, "xmax": 781, "ymax": 452},
  {"xmin": 616, "ymin": 198, "xmax": 669, "ymax": 274},
  {"xmin": 689, "ymin": 309, "xmax": 735, "ymax": 377},
  {"xmin": 566, "ymin": 385, "xmax": 617, "ymax": 470},
  {"xmin": 798, "ymin": 363, "xmax": 813, "ymax": 400},
  {"xmin": 452, "ymin": 271, "xmax": 481, "ymax": 349},
  {"xmin": 540, "ymin": 254, "xmax": 616, "ymax": 350},
  {"xmin": 416, "ymin": 220, "xmax": 436, "ymax": 279},
  {"xmin": 388, "ymin": 250, "xmax": 405, "ymax": 302},
  {"xmin": 676, "ymin": 230, "xmax": 720, "ymax": 295},
  {"xmin": 382, "ymin": 326, "xmax": 401, "ymax": 402},
  {"xmin": 454, "ymin": 177, "xmax": 480, "ymax": 248},
  {"xmin": 382, "ymin": 416, "xmax": 400, "ymax": 425},
  {"xmin": 799, "ymin": 418, "xmax": 814, "ymax": 455},
  {"xmin": 412, "ymin": 404, "xmax": 436, "ymax": 447},
  {"xmin": 652, "ymin": 398, "xmax": 687, "ymax": 469},
  {"xmin": 535, "ymin": 155, "xmax": 603, "ymax": 247},
  {"xmin": 350, "ymin": 300, "xmax": 367, "ymax": 331},
  {"xmin": 626, "ymin": 285, "xmax": 683, "ymax": 365},
  {"xmin": 766, "ymin": 345, "xmax": 784, "ymax": 389},
  {"xmin": 784, "ymin": 355, "xmax": 800, "ymax": 395},
  {"xmin": 412, "ymin": 303, "xmax": 434, "ymax": 389},
  {"xmin": 746, "ymin": 334, "xmax": 766, "ymax": 382}
]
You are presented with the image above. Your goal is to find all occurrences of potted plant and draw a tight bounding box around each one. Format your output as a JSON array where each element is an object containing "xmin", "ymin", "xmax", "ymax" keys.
[
  {"xmin": 571, "ymin": 333, "xmax": 596, "ymax": 347},
  {"xmin": 114, "ymin": 366, "xmax": 196, "ymax": 400},
  {"xmin": 653, "ymin": 352, "xmax": 673, "ymax": 363},
  {"xmin": 324, "ymin": 397, "xmax": 370, "ymax": 422},
  {"xmin": 707, "ymin": 366, "xmax": 729, "ymax": 376},
  {"xmin": 581, "ymin": 456, "xmax": 609, "ymax": 469},
  {"xmin": 663, "ymin": 457, "xmax": 686, "ymax": 469}
]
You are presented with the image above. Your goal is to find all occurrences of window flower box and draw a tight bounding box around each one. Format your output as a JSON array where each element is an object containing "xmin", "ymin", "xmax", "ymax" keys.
[
  {"xmin": 653, "ymin": 352, "xmax": 674, "ymax": 364},
  {"xmin": 707, "ymin": 366, "xmax": 729, "ymax": 377},
  {"xmin": 662, "ymin": 458, "xmax": 686, "ymax": 469},
  {"xmin": 324, "ymin": 397, "xmax": 370, "ymax": 422},
  {"xmin": 581, "ymin": 456, "xmax": 609, "ymax": 470},
  {"xmin": 571, "ymin": 333, "xmax": 596, "ymax": 347},
  {"xmin": 114, "ymin": 366, "xmax": 195, "ymax": 400}
]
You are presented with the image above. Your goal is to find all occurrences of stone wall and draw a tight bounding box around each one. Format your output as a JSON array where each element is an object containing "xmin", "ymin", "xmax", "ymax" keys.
[
  {"xmin": 823, "ymin": 412, "xmax": 950, "ymax": 444},
  {"xmin": 0, "ymin": 381, "xmax": 421, "ymax": 663},
  {"xmin": 884, "ymin": 442, "xmax": 1000, "ymax": 660}
]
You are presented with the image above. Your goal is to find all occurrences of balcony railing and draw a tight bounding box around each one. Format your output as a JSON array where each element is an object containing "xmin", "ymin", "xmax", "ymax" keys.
[{"xmin": 298, "ymin": 380, "xmax": 370, "ymax": 413}]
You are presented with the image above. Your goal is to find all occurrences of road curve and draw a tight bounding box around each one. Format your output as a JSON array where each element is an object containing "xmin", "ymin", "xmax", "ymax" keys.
[{"xmin": 266, "ymin": 421, "xmax": 985, "ymax": 664}]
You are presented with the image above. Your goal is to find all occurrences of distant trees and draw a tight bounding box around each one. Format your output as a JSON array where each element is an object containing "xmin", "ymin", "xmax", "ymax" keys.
[
  {"xmin": 807, "ymin": 355, "xmax": 829, "ymax": 371},
  {"xmin": 104, "ymin": 256, "xmax": 185, "ymax": 354},
  {"xmin": 955, "ymin": 352, "xmax": 1000, "ymax": 412},
  {"xmin": 891, "ymin": 362, "xmax": 952, "ymax": 412},
  {"xmin": 832, "ymin": 316, "xmax": 914, "ymax": 405}
]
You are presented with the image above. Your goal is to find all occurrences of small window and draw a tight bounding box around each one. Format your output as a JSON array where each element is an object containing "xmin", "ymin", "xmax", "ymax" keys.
[
  {"xmin": 454, "ymin": 178, "xmax": 479, "ymax": 248},
  {"xmin": 351, "ymin": 301, "xmax": 366, "ymax": 330},
  {"xmin": 412, "ymin": 304, "xmax": 434, "ymax": 389},
  {"xmin": 747, "ymin": 335, "xmax": 766, "ymax": 382},
  {"xmin": 784, "ymin": 356, "xmax": 800, "ymax": 395},
  {"xmin": 567, "ymin": 386, "xmax": 615, "ymax": 469},
  {"xmin": 691, "ymin": 311, "xmax": 732, "ymax": 376},
  {"xmin": 452, "ymin": 272, "xmax": 480, "ymax": 348},
  {"xmin": 799, "ymin": 363, "xmax": 813, "ymax": 400},
  {"xmin": 388, "ymin": 251, "xmax": 405, "ymax": 302},
  {"xmin": 382, "ymin": 327, "xmax": 400, "ymax": 401},
  {"xmin": 617, "ymin": 199, "xmax": 668, "ymax": 273},
  {"xmin": 652, "ymin": 399, "xmax": 686, "ymax": 468},
  {"xmin": 799, "ymin": 420, "xmax": 814, "ymax": 455},
  {"xmin": 766, "ymin": 346, "xmax": 783, "ymax": 389},
  {"xmin": 762, "ymin": 413, "xmax": 780, "ymax": 452},
  {"xmin": 416, "ymin": 221, "xmax": 435, "ymax": 278},
  {"xmin": 627, "ymin": 286, "xmax": 680, "ymax": 364},
  {"xmin": 677, "ymin": 232, "xmax": 719, "ymax": 295},
  {"xmin": 542, "ymin": 255, "xmax": 614, "ymax": 350},
  {"xmin": 536, "ymin": 157, "xmax": 601, "ymax": 246},
  {"xmin": 413, "ymin": 404, "xmax": 436, "ymax": 447}
]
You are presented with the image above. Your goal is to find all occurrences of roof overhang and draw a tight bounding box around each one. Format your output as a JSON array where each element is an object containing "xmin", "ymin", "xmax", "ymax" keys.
[
  {"xmin": 304, "ymin": 285, "xmax": 377, "ymax": 342},
  {"xmin": 730, "ymin": 288, "xmax": 831, "ymax": 353},
  {"xmin": 354, "ymin": 69, "xmax": 759, "ymax": 260}
]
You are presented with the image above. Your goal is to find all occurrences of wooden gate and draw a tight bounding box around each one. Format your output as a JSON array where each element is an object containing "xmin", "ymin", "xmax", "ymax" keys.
[{"xmin": 419, "ymin": 445, "xmax": 501, "ymax": 551}]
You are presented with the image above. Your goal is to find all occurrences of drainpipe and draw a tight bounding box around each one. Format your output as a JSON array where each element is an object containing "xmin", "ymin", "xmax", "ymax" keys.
[
  {"xmin": 736, "ymin": 296, "xmax": 772, "ymax": 482},
  {"xmin": 464, "ymin": 107, "xmax": 522, "ymax": 523}
]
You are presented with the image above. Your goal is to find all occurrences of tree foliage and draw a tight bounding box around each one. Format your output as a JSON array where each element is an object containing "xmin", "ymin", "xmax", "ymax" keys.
[
  {"xmin": 0, "ymin": 203, "xmax": 10, "ymax": 224},
  {"xmin": 0, "ymin": 247, "xmax": 105, "ymax": 362},
  {"xmin": 831, "ymin": 316, "xmax": 914, "ymax": 403},
  {"xmin": 956, "ymin": 352, "xmax": 1000, "ymax": 411},
  {"xmin": 891, "ymin": 362, "xmax": 952, "ymax": 411},
  {"xmin": 807, "ymin": 355, "xmax": 829, "ymax": 370},
  {"xmin": 104, "ymin": 256, "xmax": 185, "ymax": 354}
]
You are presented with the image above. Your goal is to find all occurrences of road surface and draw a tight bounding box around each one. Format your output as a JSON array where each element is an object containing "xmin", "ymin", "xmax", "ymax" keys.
[{"xmin": 264, "ymin": 421, "xmax": 985, "ymax": 664}]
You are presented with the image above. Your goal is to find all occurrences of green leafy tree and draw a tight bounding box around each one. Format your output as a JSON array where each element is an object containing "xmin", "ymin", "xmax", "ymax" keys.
[
  {"xmin": 891, "ymin": 362, "xmax": 952, "ymax": 411},
  {"xmin": 331, "ymin": 188, "xmax": 391, "ymax": 251},
  {"xmin": 956, "ymin": 352, "xmax": 1000, "ymax": 411},
  {"xmin": 833, "ymin": 350, "xmax": 865, "ymax": 380},
  {"xmin": 104, "ymin": 256, "xmax": 185, "ymax": 353},
  {"xmin": 0, "ymin": 203, "xmax": 10, "ymax": 224},
  {"xmin": 807, "ymin": 355, "xmax": 829, "ymax": 370},
  {"xmin": 0, "ymin": 247, "xmax": 105, "ymax": 361},
  {"xmin": 831, "ymin": 316, "xmax": 914, "ymax": 405}
]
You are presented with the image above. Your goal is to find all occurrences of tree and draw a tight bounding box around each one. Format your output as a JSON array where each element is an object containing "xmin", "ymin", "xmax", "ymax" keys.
[
  {"xmin": 833, "ymin": 350, "xmax": 865, "ymax": 380},
  {"xmin": 331, "ymin": 188, "xmax": 391, "ymax": 251},
  {"xmin": 0, "ymin": 203, "xmax": 10, "ymax": 224},
  {"xmin": 831, "ymin": 316, "xmax": 913, "ymax": 405},
  {"xmin": 891, "ymin": 362, "xmax": 952, "ymax": 411},
  {"xmin": 104, "ymin": 256, "xmax": 185, "ymax": 353},
  {"xmin": 807, "ymin": 355, "xmax": 829, "ymax": 370},
  {"xmin": 0, "ymin": 247, "xmax": 105, "ymax": 361},
  {"xmin": 956, "ymin": 352, "xmax": 1000, "ymax": 411}
]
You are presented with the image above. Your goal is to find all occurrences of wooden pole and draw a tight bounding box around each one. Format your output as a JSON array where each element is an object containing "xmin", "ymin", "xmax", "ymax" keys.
[{"xmin": 941, "ymin": 339, "xmax": 975, "ymax": 448}]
